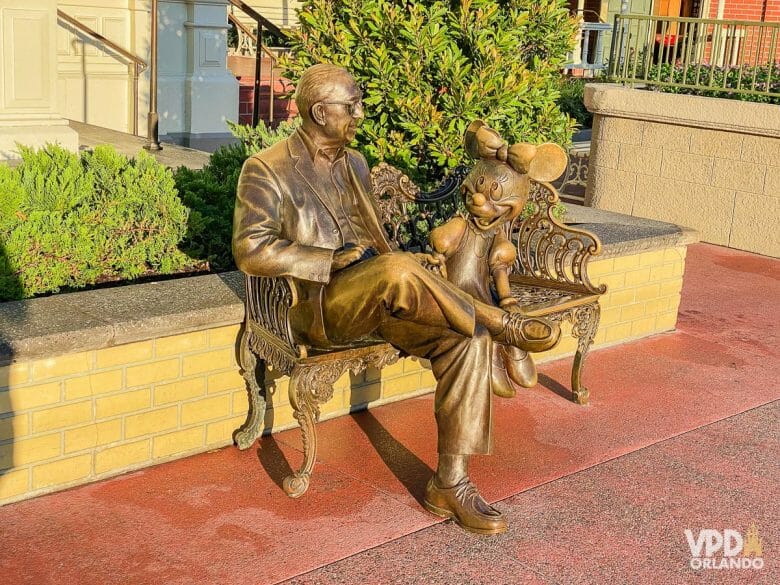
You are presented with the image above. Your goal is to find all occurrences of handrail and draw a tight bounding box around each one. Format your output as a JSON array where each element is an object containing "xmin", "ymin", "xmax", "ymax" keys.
[
  {"xmin": 567, "ymin": 19, "xmax": 611, "ymax": 71},
  {"xmin": 227, "ymin": 0, "xmax": 285, "ymax": 38},
  {"xmin": 609, "ymin": 14, "xmax": 779, "ymax": 99},
  {"xmin": 57, "ymin": 9, "xmax": 147, "ymax": 136},
  {"xmin": 228, "ymin": 0, "xmax": 289, "ymax": 125},
  {"xmin": 227, "ymin": 12, "xmax": 278, "ymax": 62}
]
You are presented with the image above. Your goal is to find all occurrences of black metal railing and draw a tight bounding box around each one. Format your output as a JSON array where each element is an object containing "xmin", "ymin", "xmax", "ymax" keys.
[
  {"xmin": 228, "ymin": 0, "xmax": 288, "ymax": 126},
  {"xmin": 609, "ymin": 14, "xmax": 780, "ymax": 98}
]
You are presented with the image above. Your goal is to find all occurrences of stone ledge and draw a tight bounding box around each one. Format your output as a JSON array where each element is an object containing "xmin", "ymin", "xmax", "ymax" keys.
[
  {"xmin": 584, "ymin": 83, "xmax": 780, "ymax": 138},
  {"xmin": 1, "ymin": 273, "xmax": 245, "ymax": 366},
  {"xmin": 0, "ymin": 208, "xmax": 695, "ymax": 365},
  {"xmin": 566, "ymin": 204, "xmax": 698, "ymax": 259}
]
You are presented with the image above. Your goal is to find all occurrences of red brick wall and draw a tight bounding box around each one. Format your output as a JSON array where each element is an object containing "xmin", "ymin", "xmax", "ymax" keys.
[
  {"xmin": 704, "ymin": 1, "xmax": 779, "ymax": 66},
  {"xmin": 228, "ymin": 55, "xmax": 298, "ymax": 126},
  {"xmin": 707, "ymin": 0, "xmax": 779, "ymax": 21}
]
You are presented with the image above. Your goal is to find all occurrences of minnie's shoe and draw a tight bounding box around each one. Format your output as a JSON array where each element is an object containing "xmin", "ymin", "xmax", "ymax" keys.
[{"xmin": 503, "ymin": 346, "xmax": 538, "ymax": 388}]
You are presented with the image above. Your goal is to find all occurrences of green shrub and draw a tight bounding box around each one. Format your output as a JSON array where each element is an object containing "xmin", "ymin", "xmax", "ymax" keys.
[
  {"xmin": 0, "ymin": 144, "xmax": 194, "ymax": 301},
  {"xmin": 644, "ymin": 64, "xmax": 780, "ymax": 104},
  {"xmin": 557, "ymin": 77, "xmax": 593, "ymax": 129},
  {"xmin": 227, "ymin": 117, "xmax": 301, "ymax": 155},
  {"xmin": 282, "ymin": 0, "xmax": 578, "ymax": 187},
  {"xmin": 175, "ymin": 120, "xmax": 300, "ymax": 272}
]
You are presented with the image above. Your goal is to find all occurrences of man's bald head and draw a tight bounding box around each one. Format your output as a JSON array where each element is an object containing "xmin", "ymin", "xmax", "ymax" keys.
[{"xmin": 295, "ymin": 63, "xmax": 355, "ymax": 123}]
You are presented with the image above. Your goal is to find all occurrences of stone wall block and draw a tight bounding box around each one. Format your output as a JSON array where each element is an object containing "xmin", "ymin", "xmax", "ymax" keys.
[
  {"xmin": 711, "ymin": 158, "xmax": 766, "ymax": 194},
  {"xmin": 633, "ymin": 175, "xmax": 734, "ymax": 245},
  {"xmin": 689, "ymin": 128, "xmax": 743, "ymax": 159},
  {"xmin": 598, "ymin": 116, "xmax": 644, "ymax": 145},
  {"xmin": 729, "ymin": 192, "xmax": 780, "ymax": 257},
  {"xmin": 589, "ymin": 138, "xmax": 620, "ymax": 170},
  {"xmin": 741, "ymin": 135, "xmax": 780, "ymax": 167},
  {"xmin": 591, "ymin": 116, "xmax": 602, "ymax": 140},
  {"xmin": 585, "ymin": 165, "xmax": 637, "ymax": 215},
  {"xmin": 764, "ymin": 166, "xmax": 780, "ymax": 197},
  {"xmin": 618, "ymin": 144, "xmax": 662, "ymax": 176},
  {"xmin": 642, "ymin": 123, "xmax": 691, "ymax": 152},
  {"xmin": 660, "ymin": 151, "xmax": 714, "ymax": 185}
]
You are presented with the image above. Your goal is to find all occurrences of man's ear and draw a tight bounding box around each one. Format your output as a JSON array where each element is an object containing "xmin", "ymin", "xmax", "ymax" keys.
[
  {"xmin": 311, "ymin": 103, "xmax": 327, "ymax": 126},
  {"xmin": 528, "ymin": 143, "xmax": 568, "ymax": 183}
]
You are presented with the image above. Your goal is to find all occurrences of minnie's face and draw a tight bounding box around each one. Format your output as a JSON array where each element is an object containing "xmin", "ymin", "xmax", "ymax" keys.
[{"xmin": 462, "ymin": 159, "xmax": 529, "ymax": 231}]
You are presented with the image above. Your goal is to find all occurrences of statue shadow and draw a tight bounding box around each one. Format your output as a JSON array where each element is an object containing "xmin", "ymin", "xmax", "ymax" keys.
[
  {"xmin": 255, "ymin": 433, "xmax": 294, "ymax": 493},
  {"xmin": 350, "ymin": 408, "xmax": 433, "ymax": 507},
  {"xmin": 246, "ymin": 366, "xmax": 295, "ymax": 492},
  {"xmin": 537, "ymin": 373, "xmax": 575, "ymax": 401},
  {"xmin": 250, "ymin": 364, "xmax": 433, "ymax": 503}
]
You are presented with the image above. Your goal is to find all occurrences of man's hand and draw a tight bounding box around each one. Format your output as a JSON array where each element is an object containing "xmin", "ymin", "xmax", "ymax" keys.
[
  {"xmin": 414, "ymin": 252, "xmax": 448, "ymax": 280},
  {"xmin": 331, "ymin": 245, "xmax": 370, "ymax": 273}
]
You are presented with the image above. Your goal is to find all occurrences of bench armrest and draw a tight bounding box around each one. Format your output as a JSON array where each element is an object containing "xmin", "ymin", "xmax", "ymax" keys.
[
  {"xmin": 511, "ymin": 181, "xmax": 606, "ymax": 296},
  {"xmin": 244, "ymin": 275, "xmax": 300, "ymax": 359}
]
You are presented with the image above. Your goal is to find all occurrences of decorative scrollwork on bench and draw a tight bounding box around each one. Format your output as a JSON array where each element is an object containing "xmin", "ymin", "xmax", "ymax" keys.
[
  {"xmin": 370, "ymin": 163, "xmax": 467, "ymax": 252},
  {"xmin": 511, "ymin": 181, "xmax": 605, "ymax": 295},
  {"xmin": 245, "ymin": 275, "xmax": 298, "ymax": 358}
]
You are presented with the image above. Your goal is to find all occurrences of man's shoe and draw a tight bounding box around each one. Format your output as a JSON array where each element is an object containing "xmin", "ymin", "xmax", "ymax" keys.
[
  {"xmin": 496, "ymin": 314, "xmax": 561, "ymax": 353},
  {"xmin": 423, "ymin": 477, "xmax": 508, "ymax": 535}
]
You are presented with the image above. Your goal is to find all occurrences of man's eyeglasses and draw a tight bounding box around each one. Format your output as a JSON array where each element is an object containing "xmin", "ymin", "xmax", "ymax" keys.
[{"xmin": 319, "ymin": 99, "xmax": 364, "ymax": 117}]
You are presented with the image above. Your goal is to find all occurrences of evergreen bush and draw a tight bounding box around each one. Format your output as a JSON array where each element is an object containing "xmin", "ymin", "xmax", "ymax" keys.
[
  {"xmin": 557, "ymin": 76, "xmax": 593, "ymax": 129},
  {"xmin": 226, "ymin": 118, "xmax": 301, "ymax": 154},
  {"xmin": 282, "ymin": 0, "xmax": 578, "ymax": 186},
  {"xmin": 0, "ymin": 144, "xmax": 194, "ymax": 301}
]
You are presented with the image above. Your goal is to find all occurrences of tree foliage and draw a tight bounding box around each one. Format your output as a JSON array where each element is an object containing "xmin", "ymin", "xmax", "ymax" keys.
[{"xmin": 282, "ymin": 0, "xmax": 578, "ymax": 185}]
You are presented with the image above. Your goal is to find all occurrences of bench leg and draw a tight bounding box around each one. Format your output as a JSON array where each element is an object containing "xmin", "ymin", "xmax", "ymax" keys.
[
  {"xmin": 283, "ymin": 362, "xmax": 346, "ymax": 498},
  {"xmin": 282, "ymin": 347, "xmax": 401, "ymax": 498},
  {"xmin": 570, "ymin": 303, "xmax": 600, "ymax": 405},
  {"xmin": 234, "ymin": 328, "xmax": 268, "ymax": 449}
]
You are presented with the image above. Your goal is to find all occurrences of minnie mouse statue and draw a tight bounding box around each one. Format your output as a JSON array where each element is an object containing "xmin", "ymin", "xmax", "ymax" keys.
[{"xmin": 431, "ymin": 121, "xmax": 568, "ymax": 397}]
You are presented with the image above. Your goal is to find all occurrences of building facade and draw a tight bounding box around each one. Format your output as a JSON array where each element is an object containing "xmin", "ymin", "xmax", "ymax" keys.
[{"xmin": 0, "ymin": 0, "xmax": 239, "ymax": 159}]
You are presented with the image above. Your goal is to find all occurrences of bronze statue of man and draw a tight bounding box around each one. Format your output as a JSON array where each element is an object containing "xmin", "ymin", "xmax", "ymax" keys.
[{"xmin": 233, "ymin": 63, "xmax": 560, "ymax": 535}]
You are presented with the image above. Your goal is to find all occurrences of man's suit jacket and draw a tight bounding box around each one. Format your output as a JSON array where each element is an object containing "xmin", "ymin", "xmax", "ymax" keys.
[{"xmin": 233, "ymin": 129, "xmax": 393, "ymax": 346}]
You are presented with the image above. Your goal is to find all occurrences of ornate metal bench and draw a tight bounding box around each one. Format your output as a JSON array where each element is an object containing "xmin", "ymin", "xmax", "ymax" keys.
[{"xmin": 234, "ymin": 163, "xmax": 606, "ymax": 497}]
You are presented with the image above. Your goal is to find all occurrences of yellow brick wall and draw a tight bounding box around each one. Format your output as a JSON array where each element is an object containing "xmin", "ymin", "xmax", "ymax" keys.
[
  {"xmin": 527, "ymin": 245, "xmax": 684, "ymax": 363},
  {"xmin": 0, "ymin": 328, "xmax": 245, "ymax": 505},
  {"xmin": 0, "ymin": 246, "xmax": 686, "ymax": 505}
]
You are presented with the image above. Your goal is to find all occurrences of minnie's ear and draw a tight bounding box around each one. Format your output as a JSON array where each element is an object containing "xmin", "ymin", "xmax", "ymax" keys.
[{"xmin": 528, "ymin": 143, "xmax": 568, "ymax": 183}]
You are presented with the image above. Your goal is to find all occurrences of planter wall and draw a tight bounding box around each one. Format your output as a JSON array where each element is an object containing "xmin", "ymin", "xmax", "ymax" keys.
[
  {"xmin": 0, "ymin": 213, "xmax": 694, "ymax": 505},
  {"xmin": 584, "ymin": 84, "xmax": 779, "ymax": 258}
]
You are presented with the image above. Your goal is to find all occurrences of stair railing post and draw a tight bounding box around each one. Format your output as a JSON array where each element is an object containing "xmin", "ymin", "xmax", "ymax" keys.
[
  {"xmin": 145, "ymin": 0, "xmax": 162, "ymax": 150},
  {"xmin": 252, "ymin": 23, "xmax": 263, "ymax": 128}
]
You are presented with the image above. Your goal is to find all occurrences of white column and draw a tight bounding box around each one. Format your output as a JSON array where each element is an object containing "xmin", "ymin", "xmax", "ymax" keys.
[
  {"xmin": 158, "ymin": 0, "xmax": 238, "ymax": 148},
  {"xmin": 0, "ymin": 0, "xmax": 78, "ymax": 160}
]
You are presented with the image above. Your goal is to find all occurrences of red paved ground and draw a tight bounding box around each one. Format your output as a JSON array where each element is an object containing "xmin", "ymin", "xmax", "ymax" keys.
[{"xmin": 0, "ymin": 243, "xmax": 777, "ymax": 584}]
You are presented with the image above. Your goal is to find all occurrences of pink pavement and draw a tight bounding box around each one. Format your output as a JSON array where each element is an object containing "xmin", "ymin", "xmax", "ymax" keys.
[{"xmin": 0, "ymin": 243, "xmax": 777, "ymax": 585}]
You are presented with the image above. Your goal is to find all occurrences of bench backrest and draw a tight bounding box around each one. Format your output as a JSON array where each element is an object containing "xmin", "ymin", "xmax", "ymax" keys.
[{"xmin": 369, "ymin": 163, "xmax": 604, "ymax": 296}]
